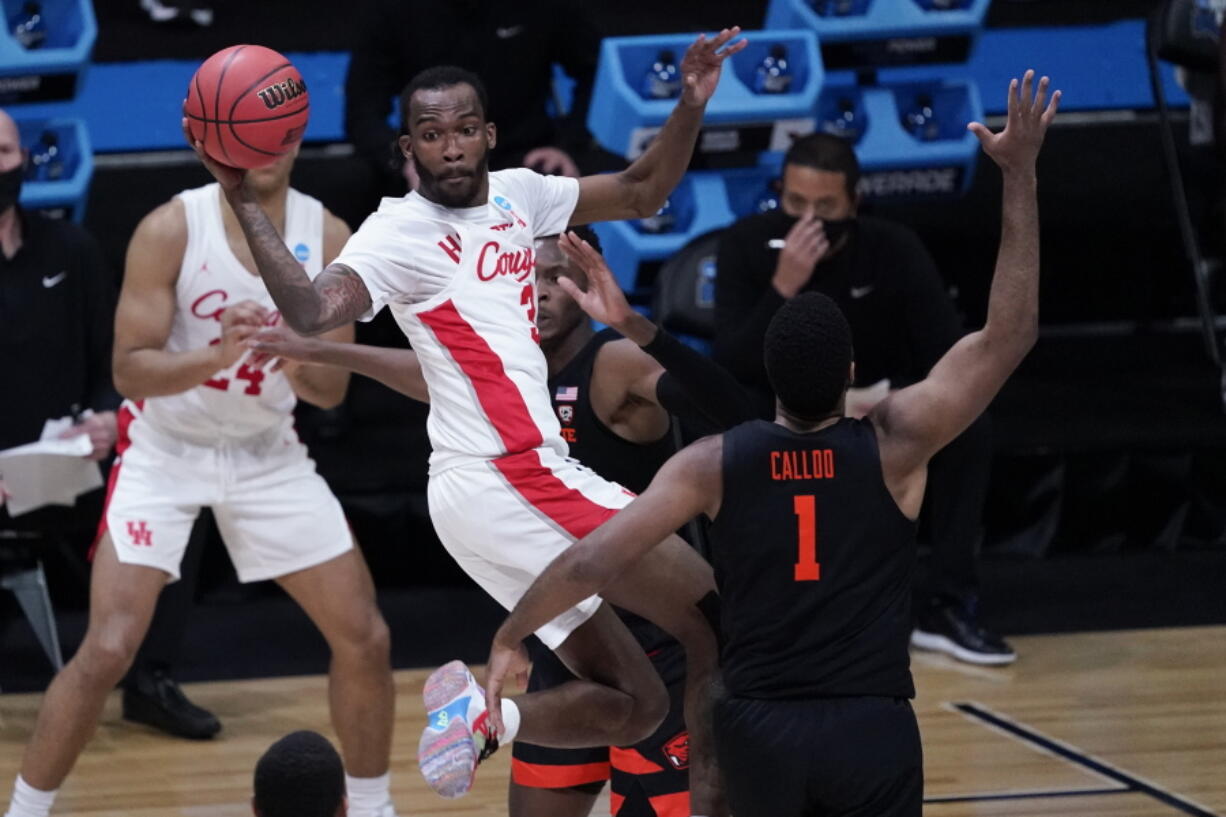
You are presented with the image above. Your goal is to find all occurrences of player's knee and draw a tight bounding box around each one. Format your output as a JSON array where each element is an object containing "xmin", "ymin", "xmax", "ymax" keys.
[
  {"xmin": 76, "ymin": 628, "xmax": 140, "ymax": 687},
  {"xmin": 619, "ymin": 675, "xmax": 669, "ymax": 745},
  {"xmin": 364, "ymin": 612, "xmax": 392, "ymax": 661},
  {"xmin": 335, "ymin": 608, "xmax": 391, "ymax": 665}
]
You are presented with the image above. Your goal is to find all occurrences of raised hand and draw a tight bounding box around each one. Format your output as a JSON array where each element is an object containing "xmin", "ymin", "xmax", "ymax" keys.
[
  {"xmin": 679, "ymin": 27, "xmax": 748, "ymax": 108},
  {"xmin": 772, "ymin": 213, "xmax": 830, "ymax": 299},
  {"xmin": 556, "ymin": 231, "xmax": 636, "ymax": 329},
  {"xmin": 968, "ymin": 70, "xmax": 1061, "ymax": 174},
  {"xmin": 182, "ymin": 114, "xmax": 246, "ymax": 192}
]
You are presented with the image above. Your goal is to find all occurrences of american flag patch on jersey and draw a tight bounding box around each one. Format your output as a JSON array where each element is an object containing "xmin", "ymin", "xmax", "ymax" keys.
[{"xmin": 555, "ymin": 386, "xmax": 579, "ymax": 402}]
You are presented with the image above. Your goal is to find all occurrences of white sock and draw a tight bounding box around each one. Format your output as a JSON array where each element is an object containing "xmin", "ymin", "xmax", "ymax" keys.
[
  {"xmin": 500, "ymin": 698, "xmax": 521, "ymax": 744},
  {"xmin": 344, "ymin": 772, "xmax": 391, "ymax": 817},
  {"xmin": 5, "ymin": 776, "xmax": 57, "ymax": 817}
]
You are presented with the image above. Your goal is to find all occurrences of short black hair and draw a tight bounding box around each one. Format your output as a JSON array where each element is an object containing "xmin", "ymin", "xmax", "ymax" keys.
[
  {"xmin": 783, "ymin": 133, "xmax": 861, "ymax": 200},
  {"xmin": 253, "ymin": 731, "xmax": 344, "ymax": 817},
  {"xmin": 544, "ymin": 224, "xmax": 602, "ymax": 255},
  {"xmin": 764, "ymin": 292, "xmax": 853, "ymax": 420},
  {"xmin": 399, "ymin": 65, "xmax": 489, "ymax": 134}
]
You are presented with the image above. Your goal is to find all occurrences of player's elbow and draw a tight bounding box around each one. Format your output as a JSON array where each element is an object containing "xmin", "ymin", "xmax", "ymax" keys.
[
  {"xmin": 982, "ymin": 319, "xmax": 1037, "ymax": 368},
  {"xmin": 630, "ymin": 187, "xmax": 666, "ymax": 220},
  {"xmin": 565, "ymin": 544, "xmax": 619, "ymax": 593},
  {"xmin": 1011, "ymin": 312, "xmax": 1039, "ymax": 356},
  {"xmin": 112, "ymin": 355, "xmax": 149, "ymax": 402},
  {"xmin": 616, "ymin": 171, "xmax": 666, "ymax": 220}
]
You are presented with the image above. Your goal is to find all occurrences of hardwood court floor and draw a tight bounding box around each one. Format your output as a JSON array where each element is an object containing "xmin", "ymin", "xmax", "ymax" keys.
[{"xmin": 1, "ymin": 626, "xmax": 1222, "ymax": 816}]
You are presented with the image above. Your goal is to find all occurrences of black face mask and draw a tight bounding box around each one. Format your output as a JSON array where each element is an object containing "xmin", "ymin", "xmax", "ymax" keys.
[
  {"xmin": 0, "ymin": 164, "xmax": 23, "ymax": 213},
  {"xmin": 820, "ymin": 216, "xmax": 856, "ymax": 248},
  {"xmin": 768, "ymin": 210, "xmax": 857, "ymax": 252}
]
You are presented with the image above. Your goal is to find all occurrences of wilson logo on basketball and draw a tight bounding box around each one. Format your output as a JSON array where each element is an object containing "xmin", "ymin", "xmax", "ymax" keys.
[{"xmin": 257, "ymin": 77, "xmax": 307, "ymax": 111}]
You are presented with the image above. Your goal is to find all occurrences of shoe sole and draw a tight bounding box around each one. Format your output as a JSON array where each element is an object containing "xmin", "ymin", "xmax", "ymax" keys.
[
  {"xmin": 418, "ymin": 660, "xmax": 478, "ymax": 798},
  {"xmin": 423, "ymin": 659, "xmax": 475, "ymax": 712},
  {"xmin": 418, "ymin": 717, "xmax": 477, "ymax": 798},
  {"xmin": 911, "ymin": 630, "xmax": 1017, "ymax": 666}
]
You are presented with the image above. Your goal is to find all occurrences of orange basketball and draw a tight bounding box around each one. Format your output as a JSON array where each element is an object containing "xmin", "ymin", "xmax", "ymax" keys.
[{"xmin": 184, "ymin": 44, "xmax": 310, "ymax": 170}]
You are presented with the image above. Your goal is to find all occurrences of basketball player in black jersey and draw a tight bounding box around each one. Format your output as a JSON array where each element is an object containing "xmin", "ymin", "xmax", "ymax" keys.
[
  {"xmin": 244, "ymin": 227, "xmax": 752, "ymax": 817},
  {"xmin": 488, "ymin": 70, "xmax": 1060, "ymax": 816}
]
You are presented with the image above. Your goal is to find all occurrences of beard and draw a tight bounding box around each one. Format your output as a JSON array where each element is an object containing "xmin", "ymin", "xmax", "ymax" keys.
[{"xmin": 414, "ymin": 148, "xmax": 491, "ymax": 208}]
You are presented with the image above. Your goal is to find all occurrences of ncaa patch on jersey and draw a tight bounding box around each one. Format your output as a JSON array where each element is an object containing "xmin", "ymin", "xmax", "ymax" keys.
[{"xmin": 294, "ymin": 242, "xmax": 310, "ymax": 262}]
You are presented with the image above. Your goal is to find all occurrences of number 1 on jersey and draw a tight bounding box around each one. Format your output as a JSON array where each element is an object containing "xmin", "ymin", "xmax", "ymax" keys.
[{"xmin": 793, "ymin": 494, "xmax": 820, "ymax": 581}]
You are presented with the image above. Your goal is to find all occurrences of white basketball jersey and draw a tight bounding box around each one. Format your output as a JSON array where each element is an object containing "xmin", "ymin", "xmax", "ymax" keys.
[
  {"xmin": 137, "ymin": 183, "xmax": 325, "ymax": 443},
  {"xmin": 334, "ymin": 168, "xmax": 580, "ymax": 474}
]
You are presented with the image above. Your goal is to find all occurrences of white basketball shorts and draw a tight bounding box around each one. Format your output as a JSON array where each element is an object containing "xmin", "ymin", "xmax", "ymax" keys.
[
  {"xmin": 97, "ymin": 402, "xmax": 352, "ymax": 582},
  {"xmin": 428, "ymin": 446, "xmax": 635, "ymax": 649}
]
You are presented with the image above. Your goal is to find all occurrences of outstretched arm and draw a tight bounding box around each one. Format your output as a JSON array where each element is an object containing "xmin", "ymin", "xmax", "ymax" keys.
[
  {"xmin": 485, "ymin": 435, "xmax": 723, "ymax": 732},
  {"xmin": 569, "ymin": 28, "xmax": 748, "ymax": 225},
  {"xmin": 873, "ymin": 71, "xmax": 1060, "ymax": 478},
  {"xmin": 247, "ymin": 325, "xmax": 430, "ymax": 403},
  {"xmin": 557, "ymin": 232, "xmax": 756, "ymax": 428},
  {"xmin": 182, "ymin": 121, "xmax": 372, "ymax": 335}
]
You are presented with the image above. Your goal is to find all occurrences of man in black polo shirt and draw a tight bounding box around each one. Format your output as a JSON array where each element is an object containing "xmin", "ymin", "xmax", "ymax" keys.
[
  {"xmin": 0, "ymin": 107, "xmax": 217, "ymax": 743},
  {"xmin": 713, "ymin": 133, "xmax": 1011, "ymax": 665}
]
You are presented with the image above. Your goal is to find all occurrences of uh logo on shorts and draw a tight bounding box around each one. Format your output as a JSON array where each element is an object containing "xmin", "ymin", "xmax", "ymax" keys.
[{"xmin": 126, "ymin": 520, "xmax": 154, "ymax": 547}]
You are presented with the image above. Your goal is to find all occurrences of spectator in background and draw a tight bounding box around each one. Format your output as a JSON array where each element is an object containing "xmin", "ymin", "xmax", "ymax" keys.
[
  {"xmin": 713, "ymin": 133, "xmax": 1013, "ymax": 666},
  {"xmin": 0, "ymin": 106, "xmax": 220, "ymax": 739},
  {"xmin": 0, "ymin": 102, "xmax": 116, "ymax": 589},
  {"xmin": 0, "ymin": 107, "xmax": 116, "ymax": 463},
  {"xmin": 344, "ymin": 0, "xmax": 599, "ymax": 196},
  {"xmin": 253, "ymin": 731, "xmax": 346, "ymax": 817}
]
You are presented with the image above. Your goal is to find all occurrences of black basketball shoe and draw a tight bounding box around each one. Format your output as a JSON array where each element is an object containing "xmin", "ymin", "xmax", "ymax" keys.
[
  {"xmin": 123, "ymin": 668, "xmax": 221, "ymax": 740},
  {"xmin": 911, "ymin": 595, "xmax": 1016, "ymax": 665}
]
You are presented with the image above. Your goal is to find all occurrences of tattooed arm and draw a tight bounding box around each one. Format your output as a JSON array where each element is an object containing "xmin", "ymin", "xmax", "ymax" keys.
[
  {"xmin": 226, "ymin": 191, "xmax": 372, "ymax": 336},
  {"xmin": 183, "ymin": 119, "xmax": 372, "ymax": 335}
]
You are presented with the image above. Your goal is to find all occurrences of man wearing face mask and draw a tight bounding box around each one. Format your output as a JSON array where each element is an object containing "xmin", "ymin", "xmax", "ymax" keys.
[
  {"xmin": 713, "ymin": 132, "xmax": 1012, "ymax": 667},
  {"xmin": 0, "ymin": 109, "xmax": 118, "ymax": 514}
]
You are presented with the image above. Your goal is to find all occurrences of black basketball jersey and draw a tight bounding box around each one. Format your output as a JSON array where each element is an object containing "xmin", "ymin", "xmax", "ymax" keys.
[
  {"xmin": 547, "ymin": 328, "xmax": 675, "ymax": 495},
  {"xmin": 548, "ymin": 328, "xmax": 681, "ymax": 673},
  {"xmin": 708, "ymin": 418, "xmax": 917, "ymax": 700}
]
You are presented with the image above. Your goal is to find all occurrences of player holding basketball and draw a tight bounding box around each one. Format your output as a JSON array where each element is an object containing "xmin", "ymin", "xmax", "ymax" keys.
[
  {"xmin": 2, "ymin": 148, "xmax": 402, "ymax": 817},
  {"xmin": 488, "ymin": 72, "xmax": 1060, "ymax": 817},
  {"xmin": 186, "ymin": 28, "xmax": 746, "ymax": 814},
  {"xmin": 246, "ymin": 227, "xmax": 755, "ymax": 817}
]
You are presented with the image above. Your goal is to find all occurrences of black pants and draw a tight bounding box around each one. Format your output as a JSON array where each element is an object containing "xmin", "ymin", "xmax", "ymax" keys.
[
  {"xmin": 714, "ymin": 695, "xmax": 922, "ymax": 817},
  {"xmin": 923, "ymin": 413, "xmax": 992, "ymax": 603}
]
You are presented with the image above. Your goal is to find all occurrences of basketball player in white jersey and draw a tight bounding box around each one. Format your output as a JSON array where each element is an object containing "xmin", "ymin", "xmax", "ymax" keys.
[
  {"xmin": 188, "ymin": 28, "xmax": 746, "ymax": 814},
  {"xmin": 2, "ymin": 148, "xmax": 401, "ymax": 817}
]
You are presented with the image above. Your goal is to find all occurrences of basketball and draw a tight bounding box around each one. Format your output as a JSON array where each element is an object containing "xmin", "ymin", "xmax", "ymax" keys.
[{"xmin": 184, "ymin": 44, "xmax": 309, "ymax": 170}]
